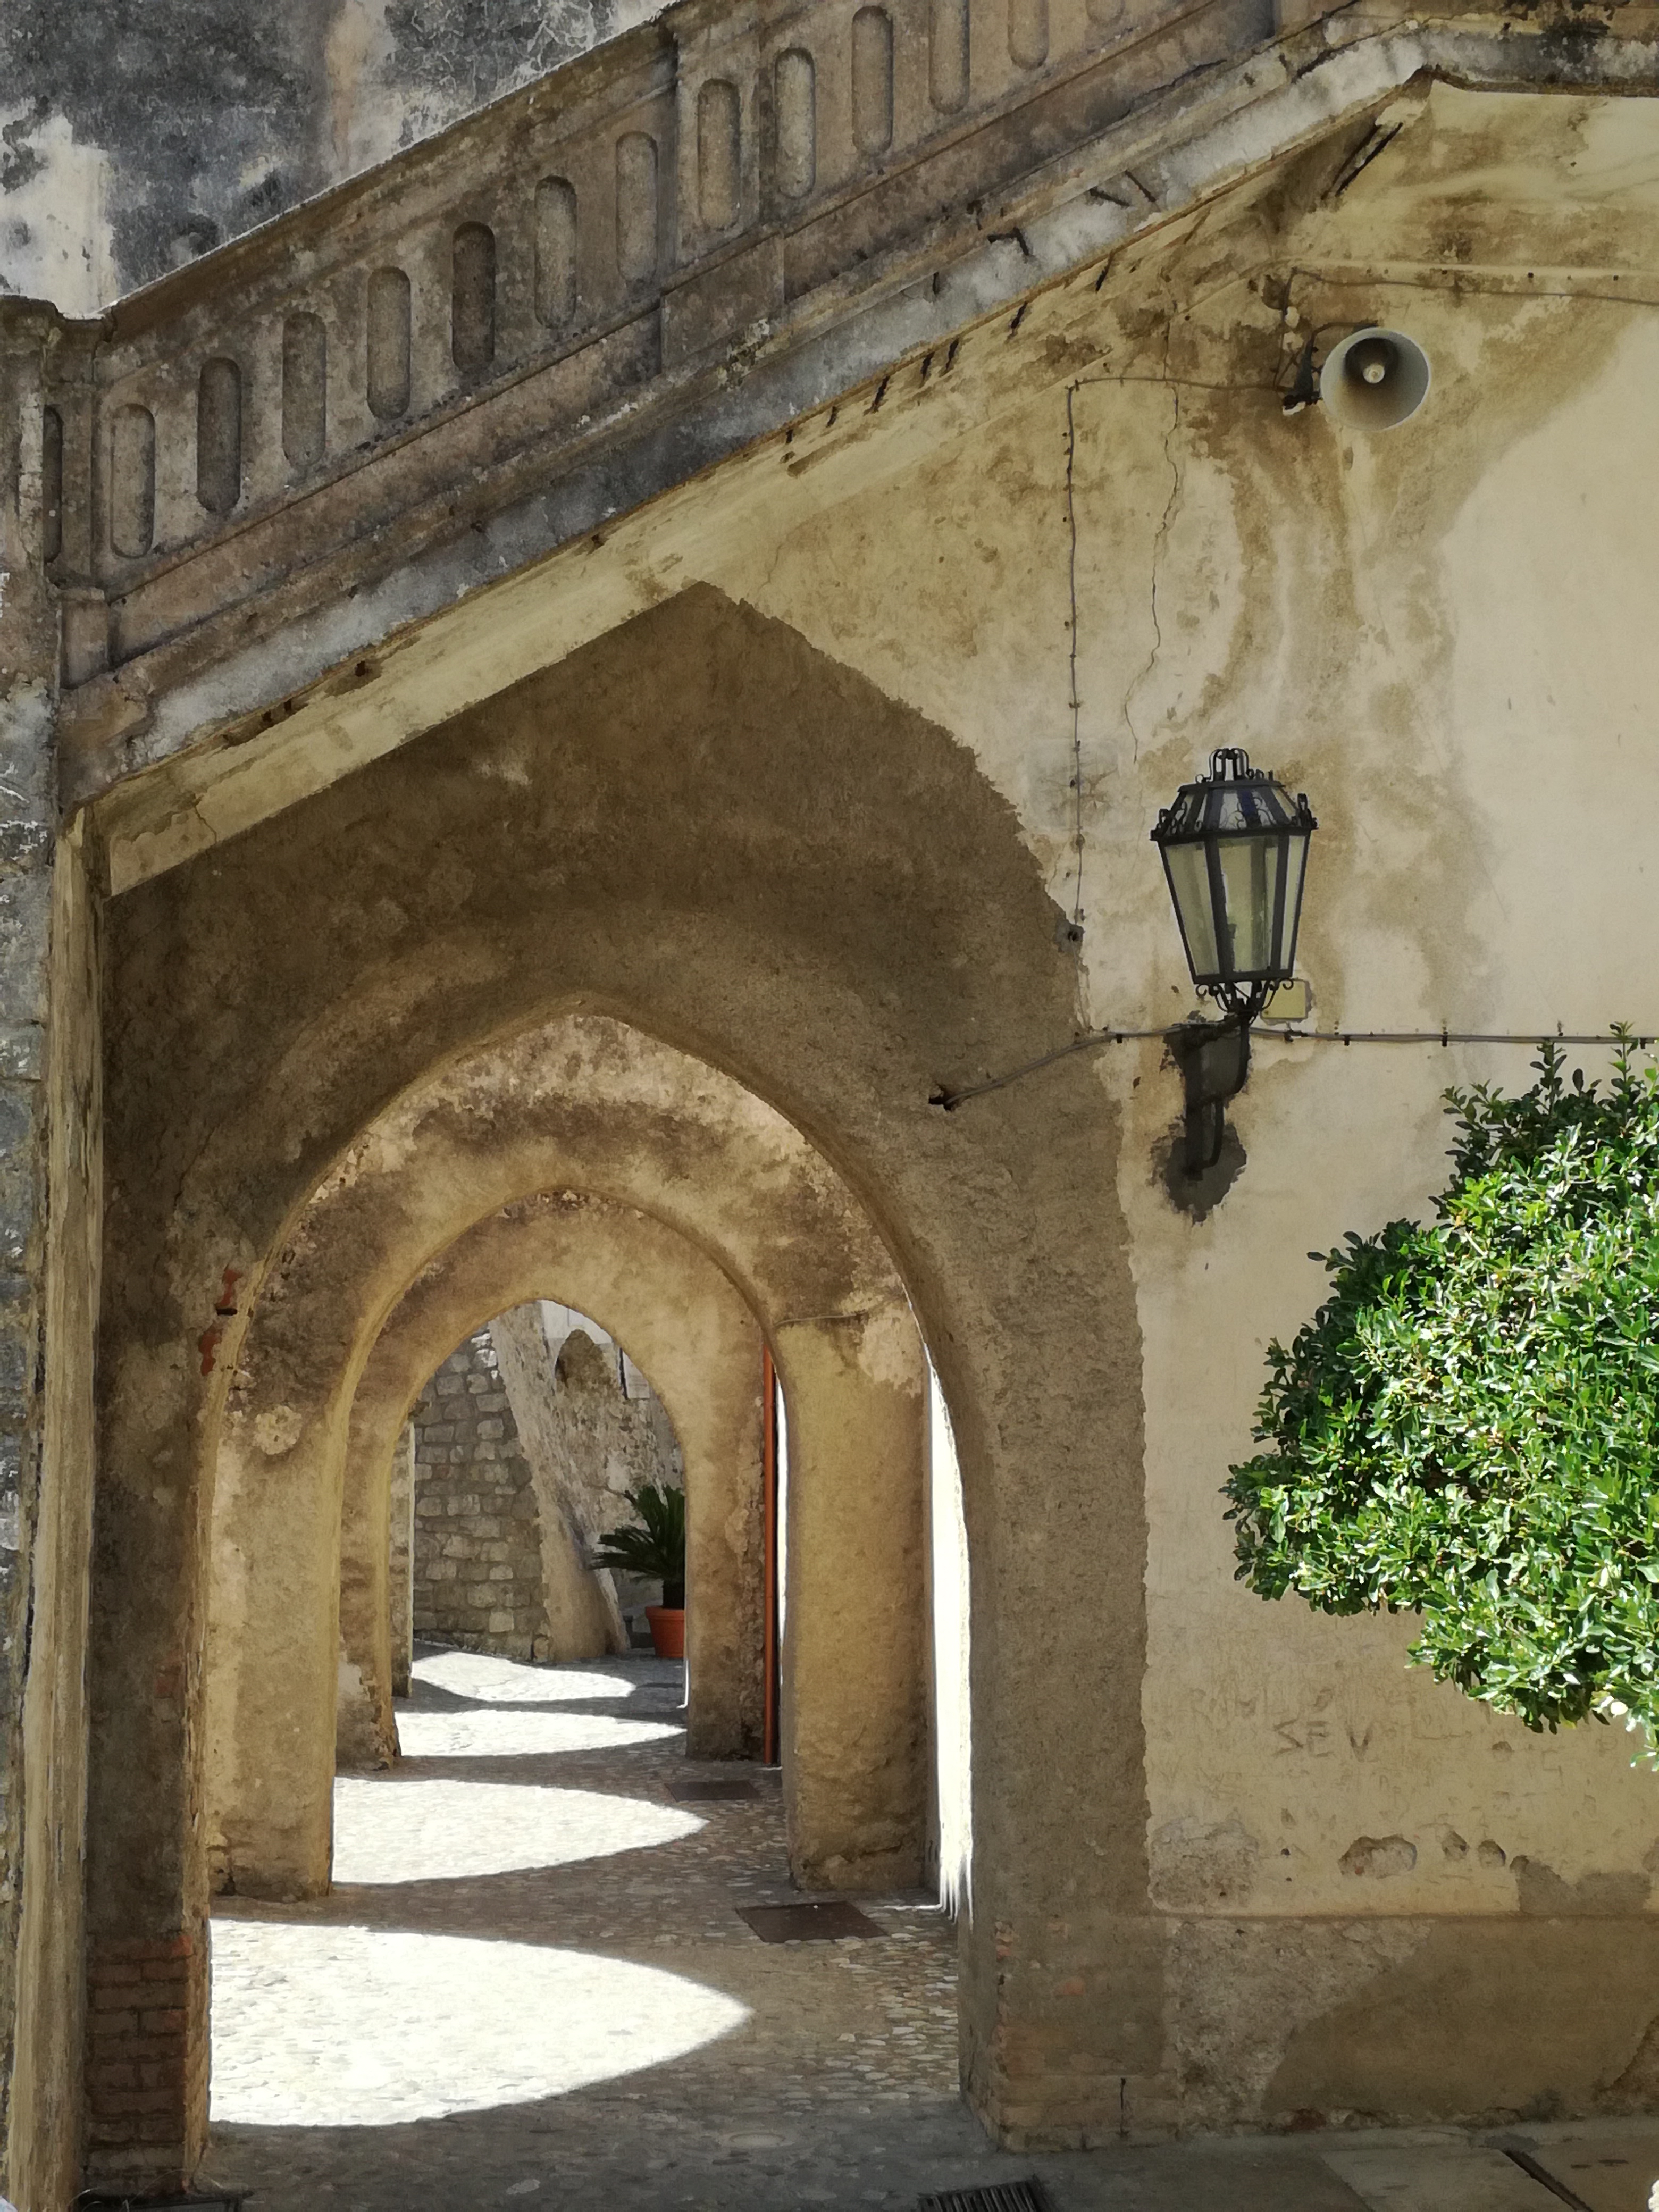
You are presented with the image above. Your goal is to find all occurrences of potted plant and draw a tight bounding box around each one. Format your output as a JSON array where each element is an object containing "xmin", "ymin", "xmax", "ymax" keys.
[{"xmin": 594, "ymin": 1482, "xmax": 687, "ymax": 1659}]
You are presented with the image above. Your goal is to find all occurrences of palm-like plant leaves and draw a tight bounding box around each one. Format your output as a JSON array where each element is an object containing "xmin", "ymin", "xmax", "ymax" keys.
[{"xmin": 594, "ymin": 1482, "xmax": 686, "ymax": 1600}]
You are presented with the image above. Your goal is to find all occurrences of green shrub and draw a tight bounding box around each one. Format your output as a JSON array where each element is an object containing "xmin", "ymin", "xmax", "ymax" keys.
[{"xmin": 1226, "ymin": 1031, "xmax": 1659, "ymax": 1749}]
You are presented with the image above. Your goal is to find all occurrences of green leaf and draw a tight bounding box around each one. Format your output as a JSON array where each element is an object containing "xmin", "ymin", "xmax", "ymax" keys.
[
  {"xmin": 1225, "ymin": 1037, "xmax": 1659, "ymax": 1753},
  {"xmin": 592, "ymin": 1481, "xmax": 686, "ymax": 1585}
]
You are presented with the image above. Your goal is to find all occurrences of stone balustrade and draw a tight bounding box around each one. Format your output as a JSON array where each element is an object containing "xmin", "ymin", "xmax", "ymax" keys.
[{"xmin": 31, "ymin": 0, "xmax": 1311, "ymax": 690}]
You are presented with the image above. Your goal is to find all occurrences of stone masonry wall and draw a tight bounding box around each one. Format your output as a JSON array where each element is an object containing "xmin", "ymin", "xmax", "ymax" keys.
[
  {"xmin": 410, "ymin": 1306, "xmax": 684, "ymax": 1661},
  {"xmin": 410, "ymin": 1330, "xmax": 547, "ymax": 1660},
  {"xmin": 389, "ymin": 1422, "xmax": 415, "ymax": 1697}
]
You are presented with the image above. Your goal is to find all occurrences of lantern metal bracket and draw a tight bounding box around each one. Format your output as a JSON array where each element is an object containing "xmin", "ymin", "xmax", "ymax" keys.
[{"xmin": 1167, "ymin": 1007, "xmax": 1259, "ymax": 1176}]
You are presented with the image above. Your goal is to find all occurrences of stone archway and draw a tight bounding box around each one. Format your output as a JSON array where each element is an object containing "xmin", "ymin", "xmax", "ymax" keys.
[
  {"xmin": 204, "ymin": 1011, "xmax": 929, "ymax": 1905},
  {"xmin": 91, "ymin": 585, "xmax": 1138, "ymax": 2189},
  {"xmin": 335, "ymin": 1189, "xmax": 768, "ymax": 1772},
  {"xmin": 367, "ymin": 1301, "xmax": 635, "ymax": 1687}
]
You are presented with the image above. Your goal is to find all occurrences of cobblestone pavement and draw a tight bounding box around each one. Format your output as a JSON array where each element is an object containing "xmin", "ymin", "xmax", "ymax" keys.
[{"xmin": 208, "ymin": 1652, "xmax": 1659, "ymax": 2212}]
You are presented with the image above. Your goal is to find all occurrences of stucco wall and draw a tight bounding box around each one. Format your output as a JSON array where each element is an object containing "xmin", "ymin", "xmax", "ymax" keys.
[
  {"xmin": 0, "ymin": 334, "xmax": 102, "ymax": 2209},
  {"xmin": 6, "ymin": 824, "xmax": 99, "ymax": 2211}
]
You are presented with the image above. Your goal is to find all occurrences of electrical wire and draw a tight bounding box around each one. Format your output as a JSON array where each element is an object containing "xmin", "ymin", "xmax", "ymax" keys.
[
  {"xmin": 1064, "ymin": 384, "xmax": 1085, "ymax": 945},
  {"xmin": 930, "ymin": 1025, "xmax": 1654, "ymax": 1111}
]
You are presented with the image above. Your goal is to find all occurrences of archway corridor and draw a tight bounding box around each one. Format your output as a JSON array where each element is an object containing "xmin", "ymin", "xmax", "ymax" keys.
[
  {"xmin": 206, "ymin": 1643, "xmax": 970, "ymax": 2208},
  {"xmin": 90, "ymin": 588, "xmax": 1148, "ymax": 2197},
  {"xmin": 191, "ymin": 974, "xmax": 990, "ymax": 2205},
  {"xmin": 206, "ymin": 1276, "xmax": 976, "ymax": 2207}
]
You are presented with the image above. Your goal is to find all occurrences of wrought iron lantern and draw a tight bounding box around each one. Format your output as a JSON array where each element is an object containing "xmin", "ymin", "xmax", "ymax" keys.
[
  {"xmin": 1151, "ymin": 747, "xmax": 1317, "ymax": 1173},
  {"xmin": 1151, "ymin": 747, "xmax": 1317, "ymax": 1019}
]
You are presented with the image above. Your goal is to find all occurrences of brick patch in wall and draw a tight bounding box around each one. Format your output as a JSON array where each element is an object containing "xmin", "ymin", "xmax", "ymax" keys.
[{"xmin": 85, "ymin": 1931, "xmax": 208, "ymax": 2189}]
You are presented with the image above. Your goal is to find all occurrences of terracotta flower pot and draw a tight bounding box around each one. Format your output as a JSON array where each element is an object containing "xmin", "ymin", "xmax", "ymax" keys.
[{"xmin": 646, "ymin": 1605, "xmax": 685, "ymax": 1660}]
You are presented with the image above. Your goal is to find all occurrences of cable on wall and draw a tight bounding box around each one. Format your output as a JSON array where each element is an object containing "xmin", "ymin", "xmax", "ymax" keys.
[
  {"xmin": 1063, "ymin": 382, "xmax": 1086, "ymax": 949},
  {"xmin": 929, "ymin": 1026, "xmax": 1655, "ymax": 1111}
]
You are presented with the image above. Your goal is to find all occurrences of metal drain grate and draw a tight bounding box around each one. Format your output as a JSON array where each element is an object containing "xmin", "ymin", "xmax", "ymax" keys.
[
  {"xmin": 738, "ymin": 1899, "xmax": 883, "ymax": 1941},
  {"xmin": 917, "ymin": 2181, "xmax": 1052, "ymax": 2212}
]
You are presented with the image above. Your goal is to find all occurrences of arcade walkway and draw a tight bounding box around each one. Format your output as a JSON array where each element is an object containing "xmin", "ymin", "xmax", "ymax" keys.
[{"xmin": 204, "ymin": 1654, "xmax": 1659, "ymax": 2211}]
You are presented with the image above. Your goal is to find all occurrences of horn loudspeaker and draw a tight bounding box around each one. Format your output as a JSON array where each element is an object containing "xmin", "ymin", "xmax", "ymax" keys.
[{"xmin": 1318, "ymin": 326, "xmax": 1431, "ymax": 431}]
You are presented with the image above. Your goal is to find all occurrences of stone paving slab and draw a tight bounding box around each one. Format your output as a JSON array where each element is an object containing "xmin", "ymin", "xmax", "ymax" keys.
[
  {"xmin": 1525, "ymin": 2128, "xmax": 1659, "ymax": 2211},
  {"xmin": 1323, "ymin": 2143, "xmax": 1561, "ymax": 2211}
]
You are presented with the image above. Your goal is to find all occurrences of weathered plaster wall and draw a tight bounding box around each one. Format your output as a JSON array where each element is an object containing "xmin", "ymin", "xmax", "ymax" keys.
[
  {"xmin": 492, "ymin": 1309, "xmax": 682, "ymax": 1642},
  {"xmin": 0, "ymin": 317, "xmax": 56, "ymax": 2191},
  {"xmin": 0, "ymin": 0, "xmax": 663, "ymax": 310},
  {"xmin": 777, "ymin": 1300, "xmax": 930, "ymax": 1890},
  {"xmin": 1112, "ymin": 284, "xmax": 1659, "ymax": 2121},
  {"xmin": 409, "ymin": 1326, "xmax": 549, "ymax": 1661},
  {"xmin": 0, "ymin": 319, "xmax": 103, "ymax": 2210}
]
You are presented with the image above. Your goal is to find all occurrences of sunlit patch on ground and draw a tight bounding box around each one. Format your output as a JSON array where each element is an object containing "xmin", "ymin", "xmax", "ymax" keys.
[
  {"xmin": 208, "ymin": 1922, "xmax": 749, "ymax": 2125},
  {"xmin": 208, "ymin": 1657, "xmax": 966, "ymax": 2207},
  {"xmin": 396, "ymin": 1704, "xmax": 682, "ymax": 1757},
  {"xmin": 330, "ymin": 1775, "xmax": 703, "ymax": 1883},
  {"xmin": 412, "ymin": 1649, "xmax": 645, "ymax": 1705}
]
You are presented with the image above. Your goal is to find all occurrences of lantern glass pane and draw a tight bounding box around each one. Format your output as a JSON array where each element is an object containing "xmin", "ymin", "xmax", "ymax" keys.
[
  {"xmin": 1279, "ymin": 831, "xmax": 1311, "ymax": 973},
  {"xmin": 1217, "ymin": 834, "xmax": 1279, "ymax": 976},
  {"xmin": 1165, "ymin": 843, "xmax": 1219, "ymax": 978}
]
